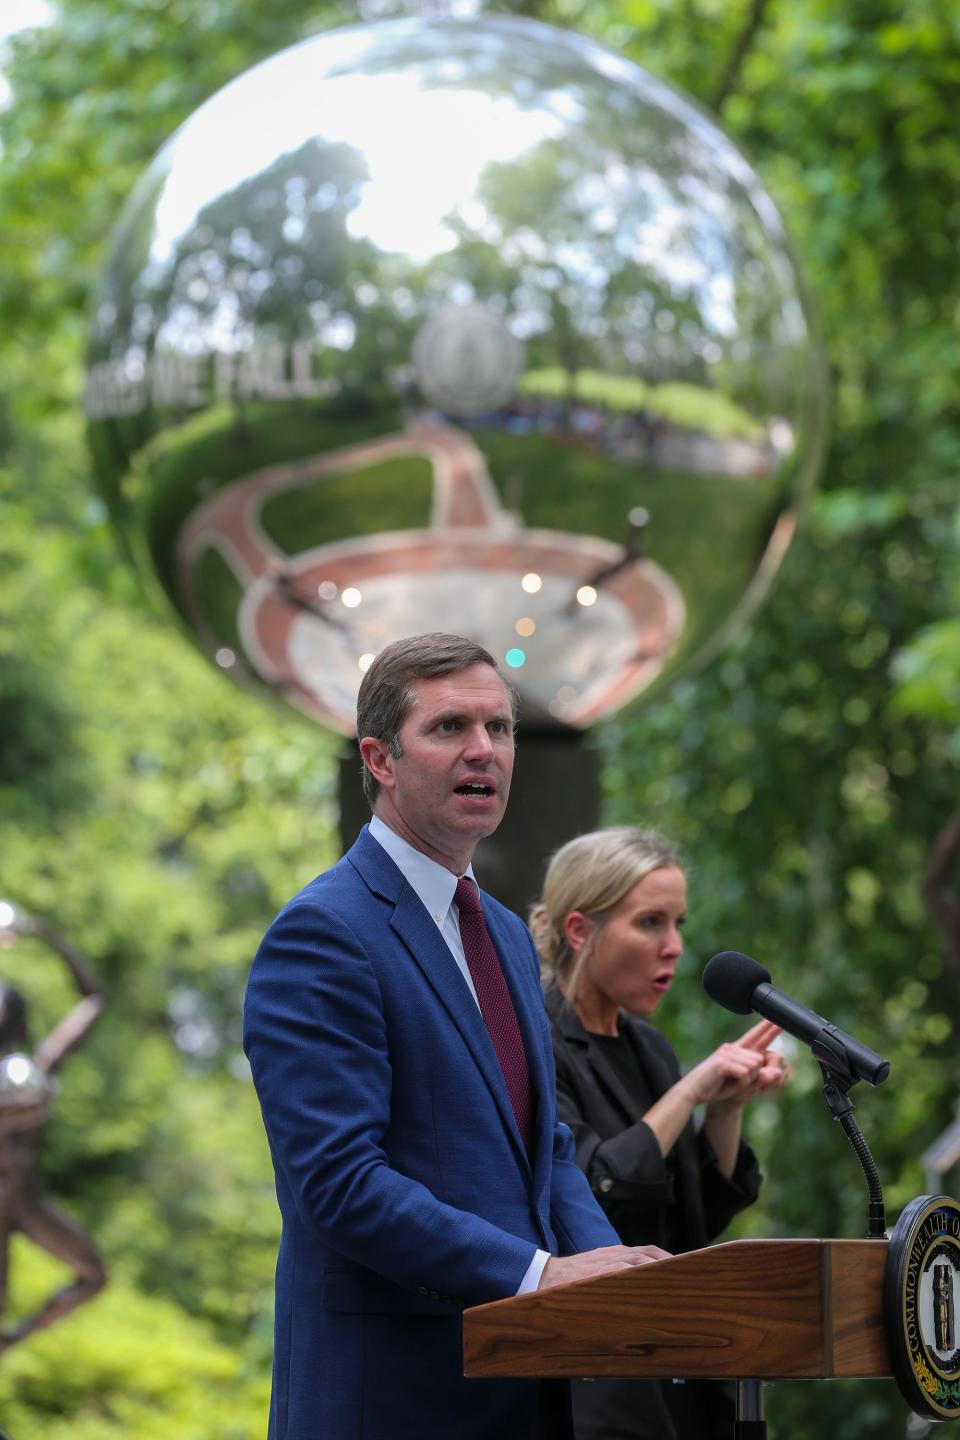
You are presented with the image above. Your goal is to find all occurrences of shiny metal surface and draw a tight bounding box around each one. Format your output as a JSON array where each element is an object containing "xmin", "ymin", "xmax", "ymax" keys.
[
  {"xmin": 0, "ymin": 901, "xmax": 28, "ymax": 944},
  {"xmin": 86, "ymin": 16, "xmax": 825, "ymax": 735},
  {"xmin": 0, "ymin": 1053, "xmax": 54, "ymax": 1104}
]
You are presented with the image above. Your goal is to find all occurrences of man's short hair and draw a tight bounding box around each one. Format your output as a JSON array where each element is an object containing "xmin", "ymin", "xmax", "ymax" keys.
[{"xmin": 356, "ymin": 632, "xmax": 517, "ymax": 808}]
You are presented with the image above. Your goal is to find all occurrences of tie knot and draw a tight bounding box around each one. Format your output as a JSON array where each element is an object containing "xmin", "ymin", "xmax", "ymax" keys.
[{"xmin": 455, "ymin": 876, "xmax": 481, "ymax": 915}]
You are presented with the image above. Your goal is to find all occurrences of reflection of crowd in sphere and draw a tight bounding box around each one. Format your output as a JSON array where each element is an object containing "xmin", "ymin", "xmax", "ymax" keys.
[{"xmin": 486, "ymin": 392, "xmax": 775, "ymax": 477}]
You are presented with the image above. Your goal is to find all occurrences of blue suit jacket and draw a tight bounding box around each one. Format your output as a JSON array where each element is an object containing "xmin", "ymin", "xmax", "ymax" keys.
[{"xmin": 243, "ymin": 827, "xmax": 618, "ymax": 1440}]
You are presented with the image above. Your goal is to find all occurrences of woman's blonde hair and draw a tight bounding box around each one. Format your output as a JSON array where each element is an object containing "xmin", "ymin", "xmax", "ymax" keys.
[{"xmin": 529, "ymin": 826, "xmax": 683, "ymax": 1004}]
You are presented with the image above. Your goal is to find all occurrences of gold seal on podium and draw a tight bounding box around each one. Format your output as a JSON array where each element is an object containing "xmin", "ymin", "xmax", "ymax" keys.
[{"xmin": 885, "ymin": 1194, "xmax": 960, "ymax": 1421}]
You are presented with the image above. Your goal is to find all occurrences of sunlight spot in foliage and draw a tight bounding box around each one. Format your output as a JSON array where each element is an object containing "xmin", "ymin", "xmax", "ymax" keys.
[{"xmin": 720, "ymin": 778, "xmax": 753, "ymax": 815}]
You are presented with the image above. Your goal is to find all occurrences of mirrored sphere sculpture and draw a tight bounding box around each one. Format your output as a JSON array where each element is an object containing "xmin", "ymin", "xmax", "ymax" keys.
[{"xmin": 86, "ymin": 16, "xmax": 826, "ymax": 736}]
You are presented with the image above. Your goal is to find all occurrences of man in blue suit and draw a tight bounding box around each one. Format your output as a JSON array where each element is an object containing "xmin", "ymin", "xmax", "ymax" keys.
[{"xmin": 244, "ymin": 633, "xmax": 664, "ymax": 1439}]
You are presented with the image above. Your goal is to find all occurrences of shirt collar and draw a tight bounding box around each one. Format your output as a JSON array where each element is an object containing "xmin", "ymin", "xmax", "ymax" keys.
[{"xmin": 369, "ymin": 815, "xmax": 476, "ymax": 922}]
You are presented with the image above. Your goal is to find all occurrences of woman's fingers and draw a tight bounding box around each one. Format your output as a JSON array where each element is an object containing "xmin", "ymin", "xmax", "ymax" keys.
[
  {"xmin": 698, "ymin": 1045, "xmax": 765, "ymax": 1098},
  {"xmin": 739, "ymin": 1055, "xmax": 791, "ymax": 1097},
  {"xmin": 738, "ymin": 1019, "xmax": 781, "ymax": 1051},
  {"xmin": 704, "ymin": 1037, "xmax": 793, "ymax": 1107},
  {"xmin": 758, "ymin": 1056, "xmax": 791, "ymax": 1090},
  {"xmin": 692, "ymin": 1033, "xmax": 794, "ymax": 1104}
]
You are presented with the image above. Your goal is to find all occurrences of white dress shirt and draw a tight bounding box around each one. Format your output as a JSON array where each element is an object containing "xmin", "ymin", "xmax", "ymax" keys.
[{"xmin": 368, "ymin": 815, "xmax": 549, "ymax": 1295}]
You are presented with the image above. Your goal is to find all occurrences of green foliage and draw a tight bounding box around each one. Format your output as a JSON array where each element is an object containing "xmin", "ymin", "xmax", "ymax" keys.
[
  {"xmin": 2, "ymin": 1, "xmax": 960, "ymax": 1436},
  {"xmin": 0, "ymin": 1246, "xmax": 270, "ymax": 1439},
  {"xmin": 0, "ymin": 253, "xmax": 339, "ymax": 1427}
]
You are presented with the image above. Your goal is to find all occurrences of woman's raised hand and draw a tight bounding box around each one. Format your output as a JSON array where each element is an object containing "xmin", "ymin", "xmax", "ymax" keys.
[{"xmin": 684, "ymin": 1019, "xmax": 790, "ymax": 1108}]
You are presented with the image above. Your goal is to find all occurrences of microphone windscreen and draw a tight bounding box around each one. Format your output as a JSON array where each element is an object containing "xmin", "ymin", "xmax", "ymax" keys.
[{"xmin": 702, "ymin": 950, "xmax": 771, "ymax": 1015}]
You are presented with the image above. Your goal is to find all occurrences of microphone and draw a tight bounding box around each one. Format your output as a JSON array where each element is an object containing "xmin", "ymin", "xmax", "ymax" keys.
[{"xmin": 702, "ymin": 950, "xmax": 890, "ymax": 1087}]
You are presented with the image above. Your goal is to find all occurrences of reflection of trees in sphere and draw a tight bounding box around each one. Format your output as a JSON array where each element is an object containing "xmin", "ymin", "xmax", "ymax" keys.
[
  {"xmin": 0, "ymin": 1054, "xmax": 53, "ymax": 1105},
  {"xmin": 86, "ymin": 16, "xmax": 825, "ymax": 736}
]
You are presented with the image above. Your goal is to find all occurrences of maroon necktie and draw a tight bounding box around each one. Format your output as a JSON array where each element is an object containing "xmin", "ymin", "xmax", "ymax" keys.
[{"xmin": 455, "ymin": 876, "xmax": 534, "ymax": 1153}]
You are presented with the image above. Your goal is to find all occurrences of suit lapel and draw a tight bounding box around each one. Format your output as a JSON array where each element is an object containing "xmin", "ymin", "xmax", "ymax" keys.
[
  {"xmin": 348, "ymin": 829, "xmax": 530, "ymax": 1170},
  {"xmin": 550, "ymin": 988, "xmax": 646, "ymax": 1125}
]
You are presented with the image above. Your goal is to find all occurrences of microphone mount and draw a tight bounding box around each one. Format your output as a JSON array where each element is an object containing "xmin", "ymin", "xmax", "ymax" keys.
[{"xmin": 813, "ymin": 1032, "xmax": 887, "ymax": 1239}]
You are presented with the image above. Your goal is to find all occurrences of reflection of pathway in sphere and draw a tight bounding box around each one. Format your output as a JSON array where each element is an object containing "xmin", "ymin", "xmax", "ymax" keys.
[{"xmin": 176, "ymin": 422, "xmax": 686, "ymax": 734}]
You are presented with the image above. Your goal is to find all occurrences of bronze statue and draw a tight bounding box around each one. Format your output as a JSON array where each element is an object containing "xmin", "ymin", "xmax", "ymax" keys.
[{"xmin": 0, "ymin": 902, "xmax": 106, "ymax": 1352}]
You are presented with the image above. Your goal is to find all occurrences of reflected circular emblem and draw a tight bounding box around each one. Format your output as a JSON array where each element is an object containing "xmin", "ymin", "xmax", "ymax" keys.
[
  {"xmin": 884, "ymin": 1194, "xmax": 960, "ymax": 1421},
  {"xmin": 413, "ymin": 304, "xmax": 524, "ymax": 417}
]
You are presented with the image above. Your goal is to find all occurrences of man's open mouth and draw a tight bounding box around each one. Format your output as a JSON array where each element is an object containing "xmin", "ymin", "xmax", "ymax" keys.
[{"xmin": 455, "ymin": 783, "xmax": 495, "ymax": 797}]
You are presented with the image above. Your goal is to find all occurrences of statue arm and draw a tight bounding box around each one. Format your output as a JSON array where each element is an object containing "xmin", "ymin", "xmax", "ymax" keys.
[
  {"xmin": 20, "ymin": 916, "xmax": 105, "ymax": 1074},
  {"xmin": 33, "ymin": 995, "xmax": 104, "ymax": 1074},
  {"xmin": 28, "ymin": 917, "xmax": 102, "ymax": 998}
]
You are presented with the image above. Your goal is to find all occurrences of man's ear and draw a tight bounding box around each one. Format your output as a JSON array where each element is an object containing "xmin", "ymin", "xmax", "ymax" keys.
[
  {"xmin": 563, "ymin": 910, "xmax": 594, "ymax": 955},
  {"xmin": 358, "ymin": 735, "xmax": 396, "ymax": 792}
]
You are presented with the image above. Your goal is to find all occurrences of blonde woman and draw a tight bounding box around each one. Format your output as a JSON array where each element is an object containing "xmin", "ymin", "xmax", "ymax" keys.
[{"xmin": 531, "ymin": 827, "xmax": 788, "ymax": 1440}]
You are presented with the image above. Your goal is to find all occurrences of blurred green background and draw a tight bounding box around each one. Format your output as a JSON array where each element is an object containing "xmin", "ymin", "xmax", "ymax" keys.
[{"xmin": 1, "ymin": 1, "xmax": 959, "ymax": 1436}]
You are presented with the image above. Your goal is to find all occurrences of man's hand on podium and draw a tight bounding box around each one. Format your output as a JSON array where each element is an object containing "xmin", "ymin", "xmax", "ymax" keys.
[{"xmin": 538, "ymin": 1244, "xmax": 670, "ymax": 1290}]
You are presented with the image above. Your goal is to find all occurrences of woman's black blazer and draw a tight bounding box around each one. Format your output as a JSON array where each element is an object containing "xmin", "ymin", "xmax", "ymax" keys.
[{"xmin": 544, "ymin": 983, "xmax": 761, "ymax": 1252}]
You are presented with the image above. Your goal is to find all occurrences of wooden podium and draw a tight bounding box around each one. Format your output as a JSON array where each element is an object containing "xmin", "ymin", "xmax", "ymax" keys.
[{"xmin": 464, "ymin": 1239, "xmax": 892, "ymax": 1384}]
